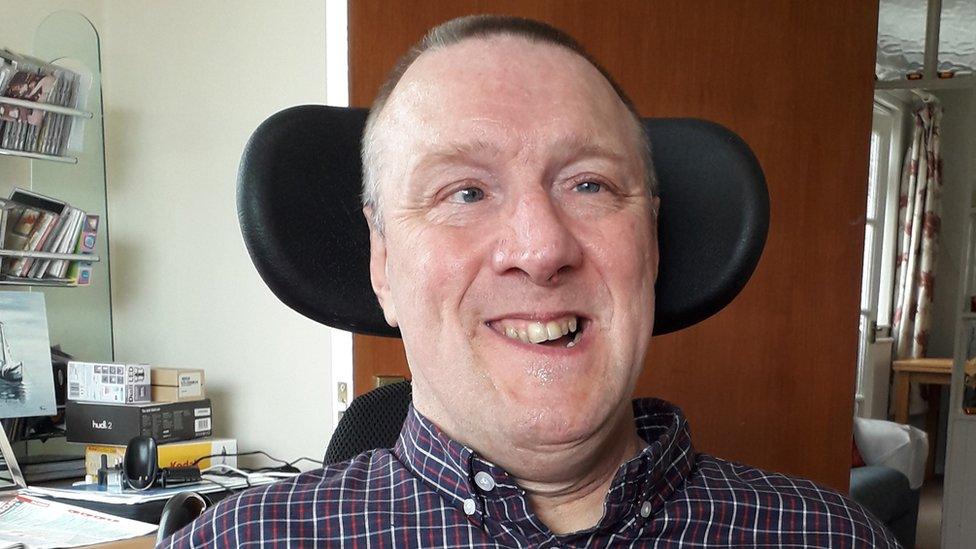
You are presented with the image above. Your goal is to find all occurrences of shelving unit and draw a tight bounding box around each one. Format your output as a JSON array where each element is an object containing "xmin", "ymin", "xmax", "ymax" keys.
[
  {"xmin": 0, "ymin": 11, "xmax": 112, "ymax": 364},
  {"xmin": 943, "ymin": 184, "xmax": 976, "ymax": 543},
  {"xmin": 0, "ymin": 92, "xmax": 101, "ymax": 283}
]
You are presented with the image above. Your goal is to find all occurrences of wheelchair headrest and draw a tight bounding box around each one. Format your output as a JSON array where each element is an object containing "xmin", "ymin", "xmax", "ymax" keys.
[{"xmin": 238, "ymin": 105, "xmax": 768, "ymax": 337}]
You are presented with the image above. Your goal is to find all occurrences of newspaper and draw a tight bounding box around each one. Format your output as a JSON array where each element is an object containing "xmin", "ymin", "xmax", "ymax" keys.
[{"xmin": 0, "ymin": 494, "xmax": 156, "ymax": 548}]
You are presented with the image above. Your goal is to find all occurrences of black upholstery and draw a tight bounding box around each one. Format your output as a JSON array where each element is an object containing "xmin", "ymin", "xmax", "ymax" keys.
[
  {"xmin": 849, "ymin": 465, "xmax": 919, "ymax": 548},
  {"xmin": 237, "ymin": 105, "xmax": 769, "ymax": 336},
  {"xmin": 324, "ymin": 381, "xmax": 413, "ymax": 464}
]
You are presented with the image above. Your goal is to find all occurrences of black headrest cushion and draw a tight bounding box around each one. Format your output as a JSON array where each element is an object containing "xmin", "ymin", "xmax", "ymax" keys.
[{"xmin": 238, "ymin": 105, "xmax": 768, "ymax": 337}]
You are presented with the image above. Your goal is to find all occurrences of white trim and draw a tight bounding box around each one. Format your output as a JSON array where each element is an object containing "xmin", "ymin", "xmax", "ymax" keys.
[
  {"xmin": 325, "ymin": 0, "xmax": 349, "ymax": 108},
  {"xmin": 874, "ymin": 92, "xmax": 911, "ymax": 327},
  {"xmin": 325, "ymin": 0, "xmax": 353, "ymax": 431}
]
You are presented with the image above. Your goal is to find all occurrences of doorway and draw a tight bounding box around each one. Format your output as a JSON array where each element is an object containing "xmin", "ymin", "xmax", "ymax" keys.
[{"xmin": 857, "ymin": 86, "xmax": 976, "ymax": 548}]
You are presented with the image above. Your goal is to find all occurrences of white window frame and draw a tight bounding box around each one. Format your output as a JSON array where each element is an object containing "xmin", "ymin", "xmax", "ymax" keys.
[{"xmin": 874, "ymin": 92, "xmax": 911, "ymax": 328}]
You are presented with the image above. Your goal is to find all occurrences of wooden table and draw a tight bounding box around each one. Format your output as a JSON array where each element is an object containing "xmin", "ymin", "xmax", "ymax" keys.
[{"xmin": 891, "ymin": 357, "xmax": 976, "ymax": 478}]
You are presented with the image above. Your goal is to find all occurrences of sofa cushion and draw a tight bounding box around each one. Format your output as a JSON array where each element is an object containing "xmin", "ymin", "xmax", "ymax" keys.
[{"xmin": 849, "ymin": 464, "xmax": 911, "ymax": 522}]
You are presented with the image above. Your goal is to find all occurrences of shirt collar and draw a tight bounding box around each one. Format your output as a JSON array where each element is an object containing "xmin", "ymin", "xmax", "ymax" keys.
[{"xmin": 393, "ymin": 398, "xmax": 696, "ymax": 532}]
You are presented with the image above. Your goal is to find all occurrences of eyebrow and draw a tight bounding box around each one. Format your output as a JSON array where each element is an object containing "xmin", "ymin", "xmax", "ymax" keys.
[
  {"xmin": 549, "ymin": 134, "xmax": 629, "ymax": 165},
  {"xmin": 412, "ymin": 139, "xmax": 504, "ymax": 173}
]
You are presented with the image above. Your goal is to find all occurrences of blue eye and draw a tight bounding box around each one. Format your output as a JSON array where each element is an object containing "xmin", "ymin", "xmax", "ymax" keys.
[
  {"xmin": 451, "ymin": 187, "xmax": 485, "ymax": 203},
  {"xmin": 575, "ymin": 181, "xmax": 602, "ymax": 193}
]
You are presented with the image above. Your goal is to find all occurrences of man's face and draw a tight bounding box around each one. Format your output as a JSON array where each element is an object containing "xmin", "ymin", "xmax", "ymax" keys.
[{"xmin": 367, "ymin": 36, "xmax": 658, "ymax": 459}]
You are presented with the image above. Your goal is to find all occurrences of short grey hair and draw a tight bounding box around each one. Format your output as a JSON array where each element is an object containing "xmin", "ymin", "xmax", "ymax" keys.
[{"xmin": 361, "ymin": 14, "xmax": 656, "ymax": 233}]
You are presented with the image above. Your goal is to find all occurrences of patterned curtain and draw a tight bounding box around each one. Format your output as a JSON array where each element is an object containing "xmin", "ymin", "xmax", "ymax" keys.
[{"xmin": 892, "ymin": 102, "xmax": 943, "ymax": 415}]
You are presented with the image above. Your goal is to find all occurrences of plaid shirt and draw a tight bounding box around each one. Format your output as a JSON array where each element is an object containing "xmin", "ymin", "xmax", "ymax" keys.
[{"xmin": 165, "ymin": 398, "xmax": 899, "ymax": 548}]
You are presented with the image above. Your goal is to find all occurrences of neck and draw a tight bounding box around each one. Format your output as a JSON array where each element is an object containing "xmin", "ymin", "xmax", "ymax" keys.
[
  {"xmin": 413, "ymin": 386, "xmax": 645, "ymax": 534},
  {"xmin": 512, "ymin": 406, "xmax": 645, "ymax": 534}
]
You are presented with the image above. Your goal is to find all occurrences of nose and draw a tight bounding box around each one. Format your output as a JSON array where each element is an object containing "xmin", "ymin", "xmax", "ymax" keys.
[{"xmin": 491, "ymin": 189, "xmax": 583, "ymax": 285}]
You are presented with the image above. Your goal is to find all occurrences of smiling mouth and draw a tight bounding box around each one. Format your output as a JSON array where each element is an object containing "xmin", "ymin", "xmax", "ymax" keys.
[{"xmin": 487, "ymin": 315, "xmax": 586, "ymax": 348}]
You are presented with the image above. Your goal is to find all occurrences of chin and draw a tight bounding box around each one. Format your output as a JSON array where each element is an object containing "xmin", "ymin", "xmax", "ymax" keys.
[{"xmin": 502, "ymin": 386, "xmax": 622, "ymax": 448}]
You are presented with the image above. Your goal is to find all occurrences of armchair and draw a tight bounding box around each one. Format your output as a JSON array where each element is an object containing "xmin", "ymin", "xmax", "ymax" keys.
[{"xmin": 849, "ymin": 416, "xmax": 928, "ymax": 548}]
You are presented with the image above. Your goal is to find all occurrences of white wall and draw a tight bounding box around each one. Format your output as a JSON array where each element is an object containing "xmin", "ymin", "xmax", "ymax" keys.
[
  {"xmin": 928, "ymin": 88, "xmax": 976, "ymax": 475},
  {"xmin": 99, "ymin": 1, "xmax": 332, "ymax": 467},
  {"xmin": 930, "ymin": 88, "xmax": 976, "ymax": 358},
  {"xmin": 3, "ymin": 1, "xmax": 336, "ymax": 467}
]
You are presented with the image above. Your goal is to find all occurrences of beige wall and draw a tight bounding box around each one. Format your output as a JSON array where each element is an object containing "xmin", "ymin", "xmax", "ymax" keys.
[{"xmin": 2, "ymin": 1, "xmax": 334, "ymax": 467}]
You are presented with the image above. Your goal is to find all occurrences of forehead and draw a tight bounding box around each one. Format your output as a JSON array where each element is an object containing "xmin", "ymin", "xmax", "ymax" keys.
[{"xmin": 380, "ymin": 35, "xmax": 636, "ymax": 156}]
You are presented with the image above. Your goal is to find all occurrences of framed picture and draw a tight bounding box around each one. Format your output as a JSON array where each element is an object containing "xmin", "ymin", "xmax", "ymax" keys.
[
  {"xmin": 0, "ymin": 420, "xmax": 26, "ymax": 493},
  {"xmin": 0, "ymin": 291, "xmax": 55, "ymax": 419}
]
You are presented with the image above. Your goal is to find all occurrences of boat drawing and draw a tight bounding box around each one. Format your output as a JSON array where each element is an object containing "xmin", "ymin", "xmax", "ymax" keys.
[{"xmin": 0, "ymin": 321, "xmax": 23, "ymax": 382}]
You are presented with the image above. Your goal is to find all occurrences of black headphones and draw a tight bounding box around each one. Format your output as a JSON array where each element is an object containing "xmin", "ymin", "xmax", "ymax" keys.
[{"xmin": 123, "ymin": 435, "xmax": 202, "ymax": 490}]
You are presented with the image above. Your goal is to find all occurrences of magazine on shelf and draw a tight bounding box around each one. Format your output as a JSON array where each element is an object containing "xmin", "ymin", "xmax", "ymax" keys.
[
  {"xmin": 0, "ymin": 48, "xmax": 83, "ymax": 157},
  {"xmin": 0, "ymin": 188, "xmax": 93, "ymax": 284},
  {"xmin": 42, "ymin": 207, "xmax": 84, "ymax": 278},
  {"xmin": 2, "ymin": 189, "xmax": 66, "ymax": 277},
  {"xmin": 2, "ymin": 206, "xmax": 39, "ymax": 254}
]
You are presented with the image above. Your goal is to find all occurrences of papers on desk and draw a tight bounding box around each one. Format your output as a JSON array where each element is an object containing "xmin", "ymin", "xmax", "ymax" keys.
[
  {"xmin": 21, "ymin": 473, "xmax": 275, "ymax": 505},
  {"xmin": 0, "ymin": 494, "xmax": 156, "ymax": 548}
]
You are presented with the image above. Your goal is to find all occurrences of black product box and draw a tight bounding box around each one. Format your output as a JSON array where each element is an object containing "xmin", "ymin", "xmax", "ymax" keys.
[{"xmin": 66, "ymin": 398, "xmax": 213, "ymax": 445}]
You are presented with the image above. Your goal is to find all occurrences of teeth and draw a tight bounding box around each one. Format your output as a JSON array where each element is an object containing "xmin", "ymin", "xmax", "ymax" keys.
[
  {"xmin": 528, "ymin": 322, "xmax": 548, "ymax": 343},
  {"xmin": 497, "ymin": 316, "xmax": 582, "ymax": 346}
]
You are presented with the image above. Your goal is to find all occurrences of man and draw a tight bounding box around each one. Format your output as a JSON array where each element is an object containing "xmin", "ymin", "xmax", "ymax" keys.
[{"xmin": 167, "ymin": 15, "xmax": 898, "ymax": 548}]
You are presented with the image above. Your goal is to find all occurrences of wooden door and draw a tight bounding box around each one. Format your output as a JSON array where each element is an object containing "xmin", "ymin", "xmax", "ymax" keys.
[{"xmin": 349, "ymin": 0, "xmax": 879, "ymax": 491}]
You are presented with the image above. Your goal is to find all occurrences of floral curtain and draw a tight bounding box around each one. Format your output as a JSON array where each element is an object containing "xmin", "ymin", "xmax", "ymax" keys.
[{"xmin": 892, "ymin": 101, "xmax": 943, "ymax": 415}]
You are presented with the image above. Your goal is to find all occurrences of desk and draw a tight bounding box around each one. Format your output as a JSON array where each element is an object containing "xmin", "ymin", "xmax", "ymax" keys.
[{"xmin": 891, "ymin": 358, "xmax": 976, "ymax": 478}]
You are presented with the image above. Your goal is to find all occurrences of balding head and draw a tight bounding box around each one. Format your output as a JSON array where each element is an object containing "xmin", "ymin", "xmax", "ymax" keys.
[{"xmin": 361, "ymin": 15, "xmax": 656, "ymax": 233}]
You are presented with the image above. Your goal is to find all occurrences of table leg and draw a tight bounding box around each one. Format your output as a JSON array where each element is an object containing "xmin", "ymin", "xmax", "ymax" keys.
[
  {"xmin": 892, "ymin": 372, "xmax": 910, "ymax": 424},
  {"xmin": 924, "ymin": 385, "xmax": 941, "ymax": 480}
]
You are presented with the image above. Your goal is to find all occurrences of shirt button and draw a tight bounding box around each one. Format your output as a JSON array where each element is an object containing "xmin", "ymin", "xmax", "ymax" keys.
[
  {"xmin": 640, "ymin": 500, "xmax": 652, "ymax": 518},
  {"xmin": 474, "ymin": 471, "xmax": 496, "ymax": 492},
  {"xmin": 463, "ymin": 498, "xmax": 477, "ymax": 516}
]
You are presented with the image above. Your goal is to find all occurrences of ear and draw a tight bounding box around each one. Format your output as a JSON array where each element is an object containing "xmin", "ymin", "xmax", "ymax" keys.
[{"xmin": 364, "ymin": 206, "xmax": 398, "ymax": 327}]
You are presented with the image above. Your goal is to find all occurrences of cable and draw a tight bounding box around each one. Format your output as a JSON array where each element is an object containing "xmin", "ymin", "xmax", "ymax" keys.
[
  {"xmin": 287, "ymin": 456, "xmax": 324, "ymax": 468},
  {"xmin": 201, "ymin": 472, "xmax": 243, "ymax": 495},
  {"xmin": 191, "ymin": 450, "xmax": 323, "ymax": 469}
]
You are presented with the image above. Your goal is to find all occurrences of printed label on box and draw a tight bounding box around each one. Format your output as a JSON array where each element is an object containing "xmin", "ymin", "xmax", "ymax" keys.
[
  {"xmin": 67, "ymin": 362, "xmax": 151, "ymax": 404},
  {"xmin": 177, "ymin": 373, "xmax": 203, "ymax": 397},
  {"xmin": 195, "ymin": 417, "xmax": 211, "ymax": 432},
  {"xmin": 194, "ymin": 407, "xmax": 210, "ymax": 417}
]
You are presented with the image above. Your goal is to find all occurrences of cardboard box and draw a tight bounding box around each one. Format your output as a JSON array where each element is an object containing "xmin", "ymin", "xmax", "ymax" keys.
[
  {"xmin": 84, "ymin": 438, "xmax": 237, "ymax": 478},
  {"xmin": 151, "ymin": 367, "xmax": 205, "ymax": 402},
  {"xmin": 67, "ymin": 361, "xmax": 151, "ymax": 404},
  {"xmin": 66, "ymin": 398, "xmax": 212, "ymax": 445}
]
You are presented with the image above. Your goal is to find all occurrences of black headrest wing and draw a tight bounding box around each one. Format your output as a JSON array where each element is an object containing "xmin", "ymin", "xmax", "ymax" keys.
[{"xmin": 646, "ymin": 118, "xmax": 768, "ymax": 334}]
